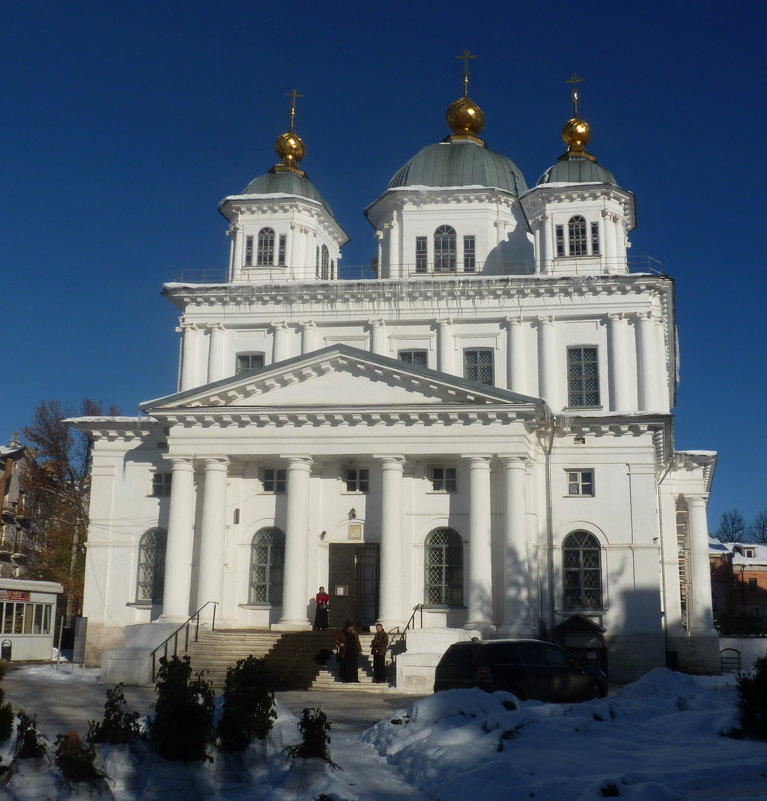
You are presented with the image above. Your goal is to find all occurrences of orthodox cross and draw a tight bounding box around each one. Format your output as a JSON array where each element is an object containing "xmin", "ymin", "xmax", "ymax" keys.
[
  {"xmin": 566, "ymin": 73, "xmax": 583, "ymax": 117},
  {"xmin": 286, "ymin": 88, "xmax": 303, "ymax": 132},
  {"xmin": 457, "ymin": 49, "xmax": 476, "ymax": 97}
]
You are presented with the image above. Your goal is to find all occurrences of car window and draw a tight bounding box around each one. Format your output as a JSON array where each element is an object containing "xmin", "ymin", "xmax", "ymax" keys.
[
  {"xmin": 517, "ymin": 642, "xmax": 547, "ymax": 665},
  {"xmin": 488, "ymin": 643, "xmax": 522, "ymax": 664},
  {"xmin": 542, "ymin": 645, "xmax": 571, "ymax": 666},
  {"xmin": 440, "ymin": 646, "xmax": 473, "ymax": 667}
]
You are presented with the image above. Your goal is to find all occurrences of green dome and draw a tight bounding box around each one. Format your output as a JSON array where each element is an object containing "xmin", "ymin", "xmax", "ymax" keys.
[
  {"xmin": 389, "ymin": 139, "xmax": 527, "ymax": 196},
  {"xmin": 242, "ymin": 171, "xmax": 332, "ymax": 212},
  {"xmin": 537, "ymin": 158, "xmax": 616, "ymax": 186}
]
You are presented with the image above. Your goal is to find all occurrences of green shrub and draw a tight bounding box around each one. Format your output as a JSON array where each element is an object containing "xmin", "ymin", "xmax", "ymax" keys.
[
  {"xmin": 216, "ymin": 655, "xmax": 276, "ymax": 752},
  {"xmin": 286, "ymin": 707, "xmax": 338, "ymax": 769},
  {"xmin": 87, "ymin": 683, "xmax": 140, "ymax": 745},
  {"xmin": 54, "ymin": 732, "xmax": 105, "ymax": 785},
  {"xmin": 148, "ymin": 655, "xmax": 214, "ymax": 762},
  {"xmin": 737, "ymin": 655, "xmax": 767, "ymax": 739},
  {"xmin": 13, "ymin": 711, "xmax": 46, "ymax": 759}
]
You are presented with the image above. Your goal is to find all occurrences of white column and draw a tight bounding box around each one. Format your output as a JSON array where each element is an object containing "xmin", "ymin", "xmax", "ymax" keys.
[
  {"xmin": 277, "ymin": 457, "xmax": 312, "ymax": 629},
  {"xmin": 301, "ymin": 321, "xmax": 318, "ymax": 354},
  {"xmin": 377, "ymin": 456, "xmax": 405, "ymax": 627},
  {"xmin": 304, "ymin": 230, "xmax": 315, "ymax": 278},
  {"xmin": 389, "ymin": 215, "xmax": 399, "ymax": 277},
  {"xmin": 537, "ymin": 316, "xmax": 556, "ymax": 404},
  {"xmin": 231, "ymin": 223, "xmax": 243, "ymax": 278},
  {"xmin": 196, "ymin": 457, "xmax": 229, "ymax": 621},
  {"xmin": 607, "ymin": 313, "xmax": 630, "ymax": 411},
  {"xmin": 207, "ymin": 324, "xmax": 225, "ymax": 383},
  {"xmin": 369, "ymin": 320, "xmax": 387, "ymax": 355},
  {"xmin": 637, "ymin": 312, "xmax": 659, "ymax": 411},
  {"xmin": 179, "ymin": 324, "xmax": 199, "ymax": 391},
  {"xmin": 544, "ymin": 214, "xmax": 555, "ymax": 272},
  {"xmin": 286, "ymin": 223, "xmax": 295, "ymax": 269},
  {"xmin": 499, "ymin": 457, "xmax": 533, "ymax": 635},
  {"xmin": 600, "ymin": 210, "xmax": 613, "ymax": 263},
  {"xmin": 533, "ymin": 223, "xmax": 542, "ymax": 273},
  {"xmin": 465, "ymin": 456, "xmax": 493, "ymax": 630},
  {"xmin": 160, "ymin": 458, "xmax": 196, "ymax": 622},
  {"xmin": 687, "ymin": 495, "xmax": 716, "ymax": 634},
  {"xmin": 375, "ymin": 230, "xmax": 384, "ymax": 279},
  {"xmin": 437, "ymin": 318, "xmax": 454, "ymax": 375},
  {"xmin": 272, "ymin": 321, "xmax": 290, "ymax": 364},
  {"xmin": 507, "ymin": 318, "xmax": 525, "ymax": 393}
]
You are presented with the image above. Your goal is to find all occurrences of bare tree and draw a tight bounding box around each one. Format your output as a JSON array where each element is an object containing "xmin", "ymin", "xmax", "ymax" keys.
[
  {"xmin": 749, "ymin": 511, "xmax": 767, "ymax": 544},
  {"xmin": 716, "ymin": 508, "xmax": 747, "ymax": 542},
  {"xmin": 22, "ymin": 399, "xmax": 119, "ymax": 623}
]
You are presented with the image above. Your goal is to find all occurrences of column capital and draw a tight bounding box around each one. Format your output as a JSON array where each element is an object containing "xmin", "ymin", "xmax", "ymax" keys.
[
  {"xmin": 202, "ymin": 456, "xmax": 229, "ymax": 470},
  {"xmin": 505, "ymin": 315, "xmax": 524, "ymax": 326},
  {"xmin": 271, "ymin": 320, "xmax": 289, "ymax": 331},
  {"xmin": 368, "ymin": 319, "xmax": 386, "ymax": 329},
  {"xmin": 375, "ymin": 230, "xmax": 384, "ymax": 241},
  {"xmin": 607, "ymin": 312, "xmax": 627, "ymax": 322},
  {"xmin": 282, "ymin": 455, "xmax": 313, "ymax": 469},
  {"xmin": 374, "ymin": 455, "xmax": 406, "ymax": 470},
  {"xmin": 435, "ymin": 317, "xmax": 453, "ymax": 327},
  {"xmin": 463, "ymin": 454, "xmax": 492, "ymax": 468},
  {"xmin": 207, "ymin": 322, "xmax": 225, "ymax": 332},
  {"xmin": 686, "ymin": 494, "xmax": 709, "ymax": 508},
  {"xmin": 636, "ymin": 310, "xmax": 654, "ymax": 323},
  {"xmin": 163, "ymin": 456, "xmax": 194, "ymax": 471},
  {"xmin": 536, "ymin": 315, "xmax": 554, "ymax": 326},
  {"xmin": 498, "ymin": 455, "xmax": 531, "ymax": 470},
  {"xmin": 300, "ymin": 320, "xmax": 318, "ymax": 330}
]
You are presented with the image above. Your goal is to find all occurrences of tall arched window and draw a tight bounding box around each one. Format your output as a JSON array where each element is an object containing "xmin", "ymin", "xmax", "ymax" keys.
[
  {"xmin": 321, "ymin": 245, "xmax": 330, "ymax": 279},
  {"xmin": 257, "ymin": 227, "xmax": 276, "ymax": 266},
  {"xmin": 136, "ymin": 528, "xmax": 167, "ymax": 603},
  {"xmin": 249, "ymin": 527, "xmax": 285, "ymax": 605},
  {"xmin": 568, "ymin": 216, "xmax": 587, "ymax": 257},
  {"xmin": 425, "ymin": 528, "xmax": 463, "ymax": 606},
  {"xmin": 563, "ymin": 531, "xmax": 602, "ymax": 609},
  {"xmin": 434, "ymin": 225, "xmax": 457, "ymax": 272}
]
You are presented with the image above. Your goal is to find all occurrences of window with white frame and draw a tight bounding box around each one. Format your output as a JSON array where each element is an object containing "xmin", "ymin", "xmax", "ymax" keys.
[
  {"xmin": 249, "ymin": 527, "xmax": 284, "ymax": 605},
  {"xmin": 563, "ymin": 531, "xmax": 602, "ymax": 609},
  {"xmin": 434, "ymin": 225, "xmax": 456, "ymax": 271},
  {"xmin": 257, "ymin": 227, "xmax": 275, "ymax": 265},
  {"xmin": 430, "ymin": 466, "xmax": 457, "ymax": 493},
  {"xmin": 398, "ymin": 349, "xmax": 428, "ymax": 367},
  {"xmin": 136, "ymin": 528, "xmax": 167, "ymax": 603},
  {"xmin": 278, "ymin": 234, "xmax": 286, "ymax": 266},
  {"xmin": 424, "ymin": 527, "xmax": 463, "ymax": 606},
  {"xmin": 590, "ymin": 221, "xmax": 600, "ymax": 255},
  {"xmin": 262, "ymin": 469, "xmax": 286, "ymax": 493},
  {"xmin": 463, "ymin": 235, "xmax": 476, "ymax": 272},
  {"xmin": 555, "ymin": 224, "xmax": 565, "ymax": 257},
  {"xmin": 415, "ymin": 236, "xmax": 427, "ymax": 273},
  {"xmin": 567, "ymin": 347, "xmax": 600, "ymax": 407},
  {"xmin": 568, "ymin": 216, "xmax": 588, "ymax": 256},
  {"xmin": 320, "ymin": 245, "xmax": 330, "ymax": 279},
  {"xmin": 236, "ymin": 352, "xmax": 265, "ymax": 375},
  {"xmin": 342, "ymin": 468, "xmax": 369, "ymax": 493},
  {"xmin": 151, "ymin": 473, "xmax": 172, "ymax": 498},
  {"xmin": 464, "ymin": 348, "xmax": 494, "ymax": 385},
  {"xmin": 0, "ymin": 602, "xmax": 53, "ymax": 635},
  {"xmin": 244, "ymin": 235, "xmax": 254, "ymax": 266},
  {"xmin": 566, "ymin": 469, "xmax": 594, "ymax": 497}
]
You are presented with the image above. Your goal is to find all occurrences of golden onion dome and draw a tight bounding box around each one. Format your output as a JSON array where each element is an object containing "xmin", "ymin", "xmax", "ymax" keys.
[
  {"xmin": 446, "ymin": 95, "xmax": 485, "ymax": 138},
  {"xmin": 562, "ymin": 116, "xmax": 592, "ymax": 152},
  {"xmin": 274, "ymin": 130, "xmax": 306, "ymax": 173}
]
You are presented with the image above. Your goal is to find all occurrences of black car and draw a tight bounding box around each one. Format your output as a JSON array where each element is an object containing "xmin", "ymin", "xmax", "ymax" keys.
[{"xmin": 433, "ymin": 638, "xmax": 607, "ymax": 702}]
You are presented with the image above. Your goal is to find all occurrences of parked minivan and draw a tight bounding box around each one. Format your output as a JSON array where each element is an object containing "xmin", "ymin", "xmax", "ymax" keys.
[{"xmin": 433, "ymin": 639, "xmax": 607, "ymax": 702}]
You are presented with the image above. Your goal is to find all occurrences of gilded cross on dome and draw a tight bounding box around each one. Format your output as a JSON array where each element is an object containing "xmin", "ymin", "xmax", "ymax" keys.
[
  {"xmin": 285, "ymin": 88, "xmax": 303, "ymax": 132},
  {"xmin": 566, "ymin": 73, "xmax": 583, "ymax": 117},
  {"xmin": 457, "ymin": 49, "xmax": 476, "ymax": 97}
]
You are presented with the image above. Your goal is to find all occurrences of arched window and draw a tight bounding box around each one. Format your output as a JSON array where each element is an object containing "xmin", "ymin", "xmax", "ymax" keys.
[
  {"xmin": 568, "ymin": 216, "xmax": 587, "ymax": 257},
  {"xmin": 249, "ymin": 527, "xmax": 285, "ymax": 605},
  {"xmin": 321, "ymin": 245, "xmax": 329, "ymax": 279},
  {"xmin": 257, "ymin": 227, "xmax": 275, "ymax": 266},
  {"xmin": 434, "ymin": 225, "xmax": 457, "ymax": 272},
  {"xmin": 563, "ymin": 531, "xmax": 602, "ymax": 609},
  {"xmin": 425, "ymin": 528, "xmax": 463, "ymax": 606},
  {"xmin": 136, "ymin": 528, "xmax": 167, "ymax": 603}
]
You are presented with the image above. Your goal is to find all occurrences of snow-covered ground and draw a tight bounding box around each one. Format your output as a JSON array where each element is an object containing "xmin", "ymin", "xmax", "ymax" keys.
[{"xmin": 1, "ymin": 667, "xmax": 766, "ymax": 800}]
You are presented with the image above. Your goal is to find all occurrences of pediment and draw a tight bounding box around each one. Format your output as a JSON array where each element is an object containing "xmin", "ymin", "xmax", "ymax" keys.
[{"xmin": 141, "ymin": 346, "xmax": 541, "ymax": 412}]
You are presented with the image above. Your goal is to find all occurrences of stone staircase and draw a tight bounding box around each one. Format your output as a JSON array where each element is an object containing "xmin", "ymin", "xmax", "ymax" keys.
[{"xmin": 183, "ymin": 629, "xmax": 390, "ymax": 691}]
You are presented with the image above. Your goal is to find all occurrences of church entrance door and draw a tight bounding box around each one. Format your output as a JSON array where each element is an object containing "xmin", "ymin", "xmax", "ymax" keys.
[{"xmin": 328, "ymin": 544, "xmax": 379, "ymax": 629}]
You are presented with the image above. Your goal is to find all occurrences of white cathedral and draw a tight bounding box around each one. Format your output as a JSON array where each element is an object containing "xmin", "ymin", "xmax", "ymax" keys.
[{"xmin": 72, "ymin": 72, "xmax": 719, "ymax": 682}]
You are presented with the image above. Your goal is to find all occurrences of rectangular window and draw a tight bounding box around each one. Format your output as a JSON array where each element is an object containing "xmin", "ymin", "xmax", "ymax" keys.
[
  {"xmin": 464, "ymin": 348, "xmax": 494, "ymax": 385},
  {"xmin": 748, "ymin": 578, "xmax": 759, "ymax": 592},
  {"xmin": 430, "ymin": 467, "xmax": 457, "ymax": 493},
  {"xmin": 415, "ymin": 236, "xmax": 427, "ymax": 273},
  {"xmin": 152, "ymin": 473, "xmax": 172, "ymax": 498},
  {"xmin": 566, "ymin": 469, "xmax": 594, "ymax": 497},
  {"xmin": 463, "ymin": 235, "xmax": 476, "ymax": 272},
  {"xmin": 555, "ymin": 225, "xmax": 565, "ymax": 257},
  {"xmin": 398, "ymin": 349, "xmax": 428, "ymax": 367},
  {"xmin": 591, "ymin": 221, "xmax": 600, "ymax": 255},
  {"xmin": 342, "ymin": 468, "xmax": 369, "ymax": 493},
  {"xmin": 244, "ymin": 235, "xmax": 254, "ymax": 267},
  {"xmin": 278, "ymin": 234, "xmax": 287, "ymax": 266},
  {"xmin": 236, "ymin": 352, "xmax": 265, "ymax": 375},
  {"xmin": 262, "ymin": 469, "xmax": 287, "ymax": 493},
  {"xmin": 567, "ymin": 347, "xmax": 600, "ymax": 407}
]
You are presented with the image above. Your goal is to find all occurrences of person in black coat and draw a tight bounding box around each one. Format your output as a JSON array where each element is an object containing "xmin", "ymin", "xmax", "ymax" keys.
[
  {"xmin": 334, "ymin": 620, "xmax": 361, "ymax": 682},
  {"xmin": 371, "ymin": 623, "xmax": 389, "ymax": 683}
]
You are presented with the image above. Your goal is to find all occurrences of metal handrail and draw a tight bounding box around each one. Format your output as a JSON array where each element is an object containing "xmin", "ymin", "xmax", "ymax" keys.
[
  {"xmin": 389, "ymin": 603, "xmax": 424, "ymax": 657},
  {"xmin": 149, "ymin": 601, "xmax": 218, "ymax": 681}
]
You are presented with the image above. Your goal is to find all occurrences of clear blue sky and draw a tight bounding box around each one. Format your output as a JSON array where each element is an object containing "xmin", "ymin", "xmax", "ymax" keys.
[{"xmin": 1, "ymin": 1, "xmax": 764, "ymax": 531}]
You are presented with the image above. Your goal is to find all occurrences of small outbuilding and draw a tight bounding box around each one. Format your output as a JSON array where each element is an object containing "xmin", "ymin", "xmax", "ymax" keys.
[{"xmin": 0, "ymin": 578, "xmax": 63, "ymax": 661}]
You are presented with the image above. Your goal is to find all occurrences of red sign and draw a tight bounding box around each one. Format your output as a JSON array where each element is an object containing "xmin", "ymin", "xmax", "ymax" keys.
[{"xmin": 0, "ymin": 591, "xmax": 30, "ymax": 602}]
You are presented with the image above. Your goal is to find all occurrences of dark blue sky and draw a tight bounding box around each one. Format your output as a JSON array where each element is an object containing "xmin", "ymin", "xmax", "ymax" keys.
[{"xmin": 1, "ymin": 1, "xmax": 764, "ymax": 529}]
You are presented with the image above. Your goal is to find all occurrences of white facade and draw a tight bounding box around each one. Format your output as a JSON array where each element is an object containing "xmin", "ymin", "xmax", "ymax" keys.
[{"xmin": 71, "ymin": 91, "xmax": 718, "ymax": 681}]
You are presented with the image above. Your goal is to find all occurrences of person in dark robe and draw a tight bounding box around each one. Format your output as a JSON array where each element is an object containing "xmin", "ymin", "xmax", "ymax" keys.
[
  {"xmin": 371, "ymin": 623, "xmax": 389, "ymax": 683},
  {"xmin": 314, "ymin": 586, "xmax": 330, "ymax": 630},
  {"xmin": 334, "ymin": 620, "xmax": 361, "ymax": 682}
]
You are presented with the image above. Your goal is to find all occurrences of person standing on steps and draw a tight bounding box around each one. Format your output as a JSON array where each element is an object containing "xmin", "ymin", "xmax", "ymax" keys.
[
  {"xmin": 334, "ymin": 620, "xmax": 361, "ymax": 683},
  {"xmin": 314, "ymin": 586, "xmax": 330, "ymax": 630},
  {"xmin": 371, "ymin": 623, "xmax": 389, "ymax": 683}
]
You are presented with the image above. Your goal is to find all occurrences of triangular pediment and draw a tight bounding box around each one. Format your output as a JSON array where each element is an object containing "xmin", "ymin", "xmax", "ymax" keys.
[{"xmin": 141, "ymin": 346, "xmax": 542, "ymax": 412}]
